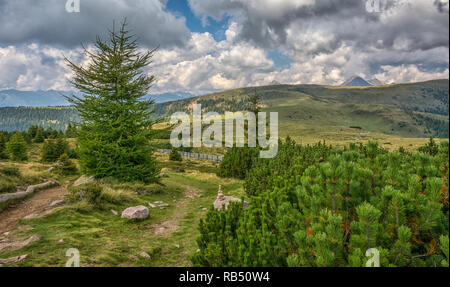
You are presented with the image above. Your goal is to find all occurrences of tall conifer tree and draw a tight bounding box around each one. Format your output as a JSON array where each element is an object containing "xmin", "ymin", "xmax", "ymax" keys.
[{"xmin": 65, "ymin": 20, "xmax": 160, "ymax": 183}]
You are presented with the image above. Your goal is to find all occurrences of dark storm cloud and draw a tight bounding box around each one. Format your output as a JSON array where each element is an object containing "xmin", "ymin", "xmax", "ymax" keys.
[
  {"xmin": 189, "ymin": 0, "xmax": 380, "ymax": 49},
  {"xmin": 0, "ymin": 0, "xmax": 191, "ymax": 48},
  {"xmin": 434, "ymin": 0, "xmax": 450, "ymax": 13},
  {"xmin": 366, "ymin": 47, "xmax": 450, "ymax": 74}
]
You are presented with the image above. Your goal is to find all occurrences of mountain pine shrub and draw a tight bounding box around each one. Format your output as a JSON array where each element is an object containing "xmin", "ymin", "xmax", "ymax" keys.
[
  {"xmin": 169, "ymin": 147, "xmax": 182, "ymax": 162},
  {"xmin": 192, "ymin": 139, "xmax": 449, "ymax": 267},
  {"xmin": 418, "ymin": 137, "xmax": 440, "ymax": 156},
  {"xmin": 217, "ymin": 146, "xmax": 259, "ymax": 179}
]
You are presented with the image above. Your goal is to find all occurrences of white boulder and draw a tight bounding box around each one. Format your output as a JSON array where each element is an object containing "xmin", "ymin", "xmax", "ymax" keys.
[{"xmin": 121, "ymin": 206, "xmax": 149, "ymax": 220}]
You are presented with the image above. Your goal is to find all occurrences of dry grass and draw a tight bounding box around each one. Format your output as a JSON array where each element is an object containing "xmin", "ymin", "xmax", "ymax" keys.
[{"xmin": 99, "ymin": 186, "xmax": 136, "ymax": 204}]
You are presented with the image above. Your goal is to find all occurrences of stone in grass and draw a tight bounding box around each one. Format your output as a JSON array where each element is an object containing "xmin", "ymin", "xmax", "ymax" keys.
[
  {"xmin": 48, "ymin": 199, "xmax": 66, "ymax": 209},
  {"xmin": 213, "ymin": 185, "xmax": 250, "ymax": 211},
  {"xmin": 0, "ymin": 254, "xmax": 28, "ymax": 265},
  {"xmin": 139, "ymin": 252, "xmax": 151, "ymax": 259},
  {"xmin": 0, "ymin": 235, "xmax": 41, "ymax": 253},
  {"xmin": 174, "ymin": 244, "xmax": 180, "ymax": 249},
  {"xmin": 152, "ymin": 201, "xmax": 169, "ymax": 207},
  {"xmin": 159, "ymin": 173, "xmax": 169, "ymax": 178},
  {"xmin": 111, "ymin": 209, "xmax": 118, "ymax": 216},
  {"xmin": 149, "ymin": 203, "xmax": 157, "ymax": 208},
  {"xmin": 121, "ymin": 206, "xmax": 149, "ymax": 220}
]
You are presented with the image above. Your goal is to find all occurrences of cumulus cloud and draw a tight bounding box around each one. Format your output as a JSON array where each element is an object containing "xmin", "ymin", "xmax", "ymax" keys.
[
  {"xmin": 0, "ymin": 0, "xmax": 448, "ymax": 93},
  {"xmin": 151, "ymin": 26, "xmax": 274, "ymax": 94},
  {"xmin": 0, "ymin": 0, "xmax": 190, "ymax": 48},
  {"xmin": 373, "ymin": 65, "xmax": 449, "ymax": 84},
  {"xmin": 188, "ymin": 0, "xmax": 448, "ymax": 52},
  {"xmin": 434, "ymin": 0, "xmax": 450, "ymax": 13},
  {"xmin": 0, "ymin": 44, "xmax": 83, "ymax": 90}
]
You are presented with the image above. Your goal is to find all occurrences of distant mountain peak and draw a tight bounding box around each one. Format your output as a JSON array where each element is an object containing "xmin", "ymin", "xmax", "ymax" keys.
[
  {"xmin": 0, "ymin": 89, "xmax": 196, "ymax": 107},
  {"xmin": 368, "ymin": 78, "xmax": 383, "ymax": 86},
  {"xmin": 341, "ymin": 75, "xmax": 373, "ymax": 87}
]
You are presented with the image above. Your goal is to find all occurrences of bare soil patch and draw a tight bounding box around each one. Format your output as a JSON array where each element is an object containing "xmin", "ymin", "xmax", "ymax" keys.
[{"xmin": 0, "ymin": 185, "xmax": 68, "ymax": 235}]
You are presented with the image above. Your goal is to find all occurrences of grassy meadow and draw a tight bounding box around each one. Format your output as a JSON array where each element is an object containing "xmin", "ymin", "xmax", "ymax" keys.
[{"xmin": 0, "ymin": 149, "xmax": 245, "ymax": 267}]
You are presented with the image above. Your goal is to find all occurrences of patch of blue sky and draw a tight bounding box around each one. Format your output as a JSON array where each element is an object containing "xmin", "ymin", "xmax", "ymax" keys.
[
  {"xmin": 268, "ymin": 49, "xmax": 293, "ymax": 69},
  {"xmin": 166, "ymin": 0, "xmax": 230, "ymax": 42}
]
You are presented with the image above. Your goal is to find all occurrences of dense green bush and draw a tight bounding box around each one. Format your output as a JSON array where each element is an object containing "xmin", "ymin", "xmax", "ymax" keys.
[
  {"xmin": 67, "ymin": 183, "xmax": 103, "ymax": 205},
  {"xmin": 65, "ymin": 122, "xmax": 78, "ymax": 138},
  {"xmin": 55, "ymin": 153, "xmax": 78, "ymax": 176},
  {"xmin": 0, "ymin": 133, "xmax": 8, "ymax": 159},
  {"xmin": 192, "ymin": 139, "xmax": 449, "ymax": 267},
  {"xmin": 418, "ymin": 137, "xmax": 440, "ymax": 156},
  {"xmin": 33, "ymin": 128, "xmax": 45, "ymax": 143},
  {"xmin": 169, "ymin": 147, "xmax": 182, "ymax": 162},
  {"xmin": 6, "ymin": 132, "xmax": 28, "ymax": 161},
  {"xmin": 86, "ymin": 184, "xmax": 103, "ymax": 204},
  {"xmin": 0, "ymin": 167, "xmax": 20, "ymax": 177},
  {"xmin": 244, "ymin": 137, "xmax": 331, "ymax": 196},
  {"xmin": 0, "ymin": 167, "xmax": 21, "ymax": 194},
  {"xmin": 0, "ymin": 178, "xmax": 16, "ymax": 194},
  {"xmin": 216, "ymin": 146, "xmax": 259, "ymax": 179},
  {"xmin": 41, "ymin": 137, "xmax": 69, "ymax": 163}
]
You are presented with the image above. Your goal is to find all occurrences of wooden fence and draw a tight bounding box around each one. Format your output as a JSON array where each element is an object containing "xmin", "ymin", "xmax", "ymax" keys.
[{"xmin": 156, "ymin": 149, "xmax": 224, "ymax": 162}]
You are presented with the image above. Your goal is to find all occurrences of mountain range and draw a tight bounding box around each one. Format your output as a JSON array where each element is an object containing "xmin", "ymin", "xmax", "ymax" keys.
[
  {"xmin": 0, "ymin": 90, "xmax": 196, "ymax": 107},
  {"xmin": 0, "ymin": 77, "xmax": 383, "ymax": 108},
  {"xmin": 0, "ymin": 79, "xmax": 448, "ymax": 139}
]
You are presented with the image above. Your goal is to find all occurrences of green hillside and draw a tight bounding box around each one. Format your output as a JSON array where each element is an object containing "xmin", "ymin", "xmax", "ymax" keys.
[
  {"xmin": 0, "ymin": 107, "xmax": 79, "ymax": 132},
  {"xmin": 154, "ymin": 79, "xmax": 449, "ymax": 138},
  {"xmin": 1, "ymin": 80, "xmax": 448, "ymax": 138}
]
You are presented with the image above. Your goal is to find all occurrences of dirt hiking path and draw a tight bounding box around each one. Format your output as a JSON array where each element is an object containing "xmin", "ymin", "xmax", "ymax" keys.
[
  {"xmin": 0, "ymin": 185, "xmax": 68, "ymax": 235},
  {"xmin": 150, "ymin": 184, "xmax": 202, "ymax": 237}
]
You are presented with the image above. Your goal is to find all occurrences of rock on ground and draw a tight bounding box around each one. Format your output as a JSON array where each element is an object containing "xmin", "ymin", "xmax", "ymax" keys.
[
  {"xmin": 0, "ymin": 180, "xmax": 59, "ymax": 204},
  {"xmin": 150, "ymin": 201, "xmax": 169, "ymax": 207},
  {"xmin": 139, "ymin": 252, "xmax": 151, "ymax": 259},
  {"xmin": 0, "ymin": 234, "xmax": 41, "ymax": 252},
  {"xmin": 48, "ymin": 199, "xmax": 66, "ymax": 209},
  {"xmin": 121, "ymin": 206, "xmax": 149, "ymax": 220},
  {"xmin": 0, "ymin": 254, "xmax": 28, "ymax": 265},
  {"xmin": 213, "ymin": 185, "xmax": 249, "ymax": 211},
  {"xmin": 213, "ymin": 196, "xmax": 246, "ymax": 211}
]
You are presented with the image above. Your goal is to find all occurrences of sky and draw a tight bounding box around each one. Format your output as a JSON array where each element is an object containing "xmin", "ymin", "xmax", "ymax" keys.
[{"xmin": 0, "ymin": 0, "xmax": 448, "ymax": 95}]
